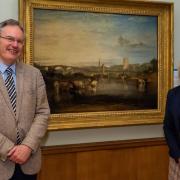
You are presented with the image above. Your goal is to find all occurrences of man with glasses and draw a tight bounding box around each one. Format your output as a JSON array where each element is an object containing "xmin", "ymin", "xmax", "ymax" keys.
[{"xmin": 0, "ymin": 19, "xmax": 50, "ymax": 180}]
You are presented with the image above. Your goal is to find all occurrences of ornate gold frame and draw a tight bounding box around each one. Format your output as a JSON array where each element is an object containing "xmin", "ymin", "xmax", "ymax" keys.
[{"xmin": 19, "ymin": 0, "xmax": 174, "ymax": 130}]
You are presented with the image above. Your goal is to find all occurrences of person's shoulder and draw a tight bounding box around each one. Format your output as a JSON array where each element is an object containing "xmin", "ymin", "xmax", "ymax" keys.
[
  {"xmin": 17, "ymin": 62, "xmax": 40, "ymax": 73},
  {"xmin": 168, "ymin": 86, "xmax": 180, "ymax": 97}
]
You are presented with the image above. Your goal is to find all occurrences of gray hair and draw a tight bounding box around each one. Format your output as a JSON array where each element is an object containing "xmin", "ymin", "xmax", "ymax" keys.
[{"xmin": 0, "ymin": 19, "xmax": 24, "ymax": 33}]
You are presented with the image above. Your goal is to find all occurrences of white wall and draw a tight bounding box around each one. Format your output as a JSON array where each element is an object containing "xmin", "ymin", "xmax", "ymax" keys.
[{"xmin": 0, "ymin": 0, "xmax": 177, "ymax": 146}]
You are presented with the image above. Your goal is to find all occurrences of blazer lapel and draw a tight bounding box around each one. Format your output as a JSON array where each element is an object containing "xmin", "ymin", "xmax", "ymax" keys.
[
  {"xmin": 0, "ymin": 74, "xmax": 16, "ymax": 119},
  {"xmin": 15, "ymin": 62, "xmax": 24, "ymax": 121}
]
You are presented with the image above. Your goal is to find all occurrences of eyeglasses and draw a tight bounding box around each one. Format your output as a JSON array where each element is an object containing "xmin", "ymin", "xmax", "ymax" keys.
[{"xmin": 0, "ymin": 35, "xmax": 24, "ymax": 46}]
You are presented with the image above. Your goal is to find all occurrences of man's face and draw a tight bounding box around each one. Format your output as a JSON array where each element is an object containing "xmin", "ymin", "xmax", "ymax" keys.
[{"xmin": 0, "ymin": 25, "xmax": 24, "ymax": 65}]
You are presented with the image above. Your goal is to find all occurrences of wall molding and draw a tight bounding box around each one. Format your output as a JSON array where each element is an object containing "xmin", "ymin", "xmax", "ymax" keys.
[{"xmin": 41, "ymin": 137, "xmax": 167, "ymax": 154}]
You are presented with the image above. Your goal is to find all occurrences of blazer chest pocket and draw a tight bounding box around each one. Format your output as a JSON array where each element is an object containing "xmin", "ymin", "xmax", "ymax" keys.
[
  {"xmin": 23, "ymin": 87, "xmax": 36, "ymax": 95},
  {"xmin": 23, "ymin": 81, "xmax": 36, "ymax": 95},
  {"xmin": 25, "ymin": 90, "xmax": 36, "ymax": 96},
  {"xmin": 22, "ymin": 79, "xmax": 36, "ymax": 99}
]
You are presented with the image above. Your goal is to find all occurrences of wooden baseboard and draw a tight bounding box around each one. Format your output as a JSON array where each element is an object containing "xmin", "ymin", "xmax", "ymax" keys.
[{"xmin": 39, "ymin": 138, "xmax": 169, "ymax": 180}]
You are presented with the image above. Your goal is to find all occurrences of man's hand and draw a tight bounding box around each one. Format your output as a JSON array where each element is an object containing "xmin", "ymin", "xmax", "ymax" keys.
[{"xmin": 7, "ymin": 145, "xmax": 32, "ymax": 164}]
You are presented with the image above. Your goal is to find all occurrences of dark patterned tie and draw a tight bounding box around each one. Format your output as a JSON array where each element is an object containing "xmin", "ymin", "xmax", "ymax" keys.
[{"xmin": 5, "ymin": 67, "xmax": 21, "ymax": 144}]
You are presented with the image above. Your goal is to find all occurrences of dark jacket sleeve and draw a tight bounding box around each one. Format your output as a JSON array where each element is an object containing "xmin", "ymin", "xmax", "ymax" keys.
[{"xmin": 163, "ymin": 89, "xmax": 180, "ymax": 162}]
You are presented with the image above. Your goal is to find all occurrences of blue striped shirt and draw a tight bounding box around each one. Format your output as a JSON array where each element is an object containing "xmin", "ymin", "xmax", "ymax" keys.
[{"xmin": 0, "ymin": 60, "xmax": 16, "ymax": 86}]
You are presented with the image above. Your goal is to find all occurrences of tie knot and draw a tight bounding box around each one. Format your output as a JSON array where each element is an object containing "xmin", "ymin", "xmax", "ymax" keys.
[{"xmin": 6, "ymin": 67, "xmax": 13, "ymax": 74}]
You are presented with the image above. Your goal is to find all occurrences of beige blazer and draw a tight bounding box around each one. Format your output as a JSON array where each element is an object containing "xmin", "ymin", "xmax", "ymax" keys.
[{"xmin": 0, "ymin": 62, "xmax": 50, "ymax": 180}]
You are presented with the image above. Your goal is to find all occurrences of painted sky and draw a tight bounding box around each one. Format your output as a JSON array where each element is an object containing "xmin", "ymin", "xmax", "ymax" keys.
[{"xmin": 33, "ymin": 9, "xmax": 157, "ymax": 66}]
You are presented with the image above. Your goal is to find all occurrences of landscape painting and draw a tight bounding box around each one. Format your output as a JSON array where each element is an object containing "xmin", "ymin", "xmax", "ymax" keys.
[{"xmin": 33, "ymin": 9, "xmax": 158, "ymax": 114}]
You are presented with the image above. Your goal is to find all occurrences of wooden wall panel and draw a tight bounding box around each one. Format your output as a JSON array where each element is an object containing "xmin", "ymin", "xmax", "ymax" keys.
[{"xmin": 38, "ymin": 138, "xmax": 169, "ymax": 180}]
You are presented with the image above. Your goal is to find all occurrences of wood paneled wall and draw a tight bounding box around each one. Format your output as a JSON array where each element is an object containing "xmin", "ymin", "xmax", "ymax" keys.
[{"xmin": 38, "ymin": 138, "xmax": 169, "ymax": 180}]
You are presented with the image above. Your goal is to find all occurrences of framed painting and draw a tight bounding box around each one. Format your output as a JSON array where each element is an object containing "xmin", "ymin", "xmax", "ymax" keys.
[{"xmin": 19, "ymin": 0, "xmax": 173, "ymax": 130}]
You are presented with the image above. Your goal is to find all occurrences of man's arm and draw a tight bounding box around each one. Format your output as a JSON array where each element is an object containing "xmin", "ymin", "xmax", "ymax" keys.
[
  {"xmin": 163, "ymin": 89, "xmax": 180, "ymax": 162},
  {"xmin": 21, "ymin": 69, "xmax": 50, "ymax": 152}
]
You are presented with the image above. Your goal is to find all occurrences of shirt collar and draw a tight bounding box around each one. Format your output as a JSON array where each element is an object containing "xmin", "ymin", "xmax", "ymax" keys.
[{"xmin": 0, "ymin": 59, "xmax": 16, "ymax": 74}]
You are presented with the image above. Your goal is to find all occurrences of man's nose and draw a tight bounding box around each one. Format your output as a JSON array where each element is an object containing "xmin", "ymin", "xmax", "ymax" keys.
[{"xmin": 12, "ymin": 40, "xmax": 18, "ymax": 47}]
